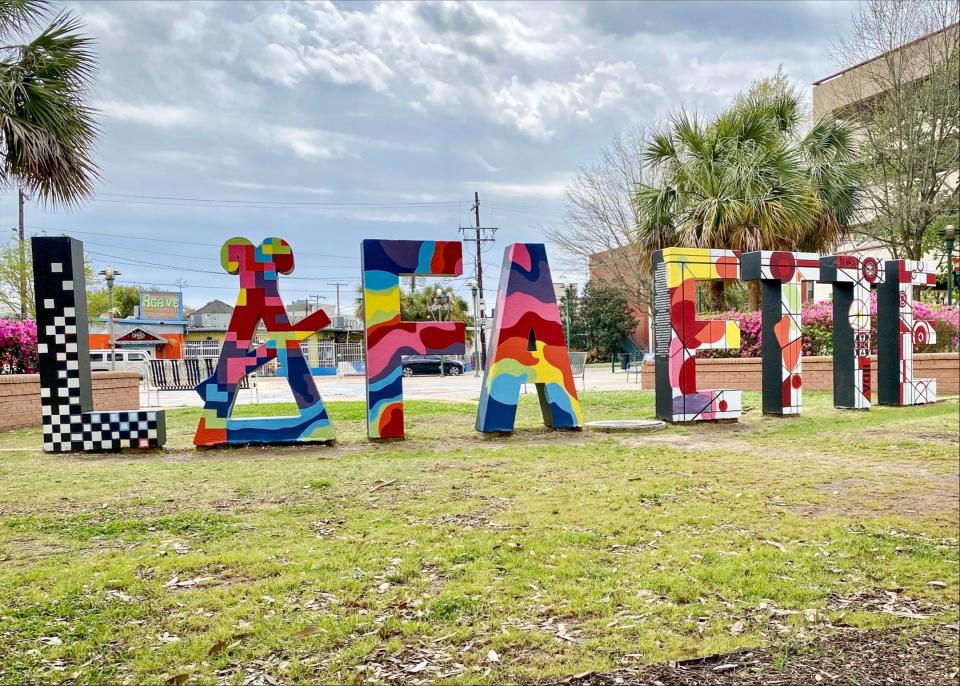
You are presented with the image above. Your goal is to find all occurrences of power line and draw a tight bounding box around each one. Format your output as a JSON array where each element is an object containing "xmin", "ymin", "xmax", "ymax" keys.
[
  {"xmin": 93, "ymin": 191, "xmax": 464, "ymax": 207},
  {"xmin": 23, "ymin": 226, "xmax": 361, "ymax": 261}
]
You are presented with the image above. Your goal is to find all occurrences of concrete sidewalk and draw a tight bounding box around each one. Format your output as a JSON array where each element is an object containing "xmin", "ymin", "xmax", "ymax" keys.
[{"xmin": 140, "ymin": 366, "xmax": 646, "ymax": 409}]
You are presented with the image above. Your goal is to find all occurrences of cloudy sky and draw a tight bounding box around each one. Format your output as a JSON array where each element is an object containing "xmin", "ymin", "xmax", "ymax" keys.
[{"xmin": 5, "ymin": 0, "xmax": 860, "ymax": 311}]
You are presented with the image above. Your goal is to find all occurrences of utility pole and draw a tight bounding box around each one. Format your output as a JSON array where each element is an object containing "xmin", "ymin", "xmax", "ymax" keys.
[
  {"xmin": 18, "ymin": 190, "xmax": 26, "ymax": 319},
  {"xmin": 327, "ymin": 282, "xmax": 347, "ymax": 317},
  {"xmin": 458, "ymin": 192, "xmax": 497, "ymax": 371}
]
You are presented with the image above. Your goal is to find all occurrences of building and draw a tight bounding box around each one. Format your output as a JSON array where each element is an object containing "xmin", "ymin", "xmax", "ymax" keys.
[
  {"xmin": 183, "ymin": 298, "xmax": 365, "ymax": 374},
  {"xmin": 811, "ymin": 22, "xmax": 958, "ymax": 300},
  {"xmin": 89, "ymin": 316, "xmax": 188, "ymax": 359},
  {"xmin": 588, "ymin": 245, "xmax": 650, "ymax": 352},
  {"xmin": 812, "ymin": 23, "xmax": 958, "ymax": 119},
  {"xmin": 183, "ymin": 299, "xmax": 234, "ymax": 358}
]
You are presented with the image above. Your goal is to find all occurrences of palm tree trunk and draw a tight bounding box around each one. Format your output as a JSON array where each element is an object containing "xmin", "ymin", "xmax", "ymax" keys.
[
  {"xmin": 747, "ymin": 281, "xmax": 761, "ymax": 312},
  {"xmin": 709, "ymin": 280, "xmax": 726, "ymax": 311}
]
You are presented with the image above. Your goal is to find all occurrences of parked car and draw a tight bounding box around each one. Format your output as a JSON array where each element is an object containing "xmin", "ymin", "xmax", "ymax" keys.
[
  {"xmin": 90, "ymin": 349, "xmax": 152, "ymax": 380},
  {"xmin": 401, "ymin": 355, "xmax": 464, "ymax": 377}
]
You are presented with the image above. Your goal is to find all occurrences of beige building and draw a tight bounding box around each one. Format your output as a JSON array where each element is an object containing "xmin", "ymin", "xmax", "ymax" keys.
[
  {"xmin": 813, "ymin": 22, "xmax": 958, "ymax": 118},
  {"xmin": 811, "ymin": 22, "xmax": 958, "ymax": 301}
]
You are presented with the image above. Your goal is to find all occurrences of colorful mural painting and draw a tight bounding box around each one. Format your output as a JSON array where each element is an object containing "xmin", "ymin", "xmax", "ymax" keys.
[
  {"xmin": 652, "ymin": 248, "xmax": 742, "ymax": 423},
  {"xmin": 31, "ymin": 236, "xmax": 166, "ymax": 452},
  {"xmin": 741, "ymin": 251, "xmax": 821, "ymax": 415},
  {"xmin": 877, "ymin": 260, "xmax": 938, "ymax": 406},
  {"xmin": 818, "ymin": 255, "xmax": 885, "ymax": 410},
  {"xmin": 193, "ymin": 237, "xmax": 335, "ymax": 447},
  {"xmin": 361, "ymin": 240, "xmax": 465, "ymax": 439},
  {"xmin": 476, "ymin": 243, "xmax": 583, "ymax": 434}
]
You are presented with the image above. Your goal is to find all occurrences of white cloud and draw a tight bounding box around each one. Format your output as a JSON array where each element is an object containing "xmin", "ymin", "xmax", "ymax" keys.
[
  {"xmin": 267, "ymin": 126, "xmax": 358, "ymax": 161},
  {"xmin": 95, "ymin": 99, "xmax": 201, "ymax": 128},
  {"xmin": 219, "ymin": 181, "xmax": 333, "ymax": 195},
  {"xmin": 472, "ymin": 177, "xmax": 571, "ymax": 199}
]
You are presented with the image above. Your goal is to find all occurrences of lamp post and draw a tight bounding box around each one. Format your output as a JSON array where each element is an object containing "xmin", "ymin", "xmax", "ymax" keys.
[
  {"xmin": 563, "ymin": 283, "xmax": 576, "ymax": 349},
  {"xmin": 99, "ymin": 266, "xmax": 121, "ymax": 370},
  {"xmin": 467, "ymin": 280, "xmax": 479, "ymax": 376},
  {"xmin": 945, "ymin": 224, "xmax": 955, "ymax": 308}
]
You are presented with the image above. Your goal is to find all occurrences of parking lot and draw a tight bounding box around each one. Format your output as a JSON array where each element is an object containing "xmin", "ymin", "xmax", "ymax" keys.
[{"xmin": 140, "ymin": 365, "xmax": 643, "ymax": 408}]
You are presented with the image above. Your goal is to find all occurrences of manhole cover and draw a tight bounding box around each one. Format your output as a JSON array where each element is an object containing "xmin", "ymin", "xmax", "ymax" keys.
[{"xmin": 585, "ymin": 419, "xmax": 667, "ymax": 433}]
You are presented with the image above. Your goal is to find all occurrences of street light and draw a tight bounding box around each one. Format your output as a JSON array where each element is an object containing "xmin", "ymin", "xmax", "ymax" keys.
[
  {"xmin": 467, "ymin": 279, "xmax": 479, "ymax": 376},
  {"xmin": 945, "ymin": 224, "xmax": 955, "ymax": 308},
  {"xmin": 99, "ymin": 266, "xmax": 121, "ymax": 371}
]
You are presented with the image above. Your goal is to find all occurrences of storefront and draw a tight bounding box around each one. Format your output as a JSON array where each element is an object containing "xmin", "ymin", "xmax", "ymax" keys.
[{"xmin": 89, "ymin": 319, "xmax": 187, "ymax": 359}]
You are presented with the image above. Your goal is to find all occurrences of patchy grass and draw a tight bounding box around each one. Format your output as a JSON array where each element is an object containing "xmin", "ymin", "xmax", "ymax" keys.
[{"xmin": 0, "ymin": 391, "xmax": 956, "ymax": 684}]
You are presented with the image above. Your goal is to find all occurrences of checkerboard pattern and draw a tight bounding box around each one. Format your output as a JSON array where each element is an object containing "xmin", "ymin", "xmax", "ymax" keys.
[{"xmin": 32, "ymin": 236, "xmax": 166, "ymax": 453}]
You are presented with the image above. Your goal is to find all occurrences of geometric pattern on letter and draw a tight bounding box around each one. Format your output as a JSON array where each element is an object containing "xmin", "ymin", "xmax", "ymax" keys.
[
  {"xmin": 476, "ymin": 243, "xmax": 583, "ymax": 434},
  {"xmin": 877, "ymin": 259, "xmax": 937, "ymax": 406},
  {"xmin": 652, "ymin": 247, "xmax": 742, "ymax": 423},
  {"xmin": 361, "ymin": 240, "xmax": 465, "ymax": 439},
  {"xmin": 818, "ymin": 254, "xmax": 885, "ymax": 410},
  {"xmin": 31, "ymin": 236, "xmax": 166, "ymax": 452},
  {"xmin": 741, "ymin": 251, "xmax": 820, "ymax": 416},
  {"xmin": 193, "ymin": 237, "xmax": 335, "ymax": 447}
]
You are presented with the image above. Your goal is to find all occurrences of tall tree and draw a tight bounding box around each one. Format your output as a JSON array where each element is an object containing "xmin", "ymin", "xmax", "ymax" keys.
[
  {"xmin": 86, "ymin": 284, "xmax": 139, "ymax": 321},
  {"xmin": 1, "ymin": 0, "xmax": 100, "ymax": 318},
  {"xmin": 546, "ymin": 126, "xmax": 650, "ymax": 314},
  {"xmin": 579, "ymin": 281, "xmax": 637, "ymax": 360},
  {"xmin": 832, "ymin": 0, "xmax": 959, "ymax": 260},
  {"xmin": 636, "ymin": 76, "xmax": 861, "ymax": 309}
]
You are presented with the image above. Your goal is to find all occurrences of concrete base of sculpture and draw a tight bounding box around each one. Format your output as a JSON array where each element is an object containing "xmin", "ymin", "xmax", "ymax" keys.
[{"xmin": 585, "ymin": 419, "xmax": 667, "ymax": 433}]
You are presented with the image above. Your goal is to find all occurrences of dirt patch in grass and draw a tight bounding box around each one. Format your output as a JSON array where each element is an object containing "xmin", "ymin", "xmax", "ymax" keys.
[
  {"xmin": 790, "ymin": 475, "xmax": 959, "ymax": 519},
  {"xmin": 428, "ymin": 495, "xmax": 512, "ymax": 529},
  {"xmin": 553, "ymin": 624, "xmax": 959, "ymax": 685}
]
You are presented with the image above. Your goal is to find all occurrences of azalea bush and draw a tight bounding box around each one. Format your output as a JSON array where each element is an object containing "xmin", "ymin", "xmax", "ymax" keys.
[
  {"xmin": 702, "ymin": 295, "xmax": 958, "ymax": 358},
  {"xmin": 0, "ymin": 318, "xmax": 38, "ymax": 374}
]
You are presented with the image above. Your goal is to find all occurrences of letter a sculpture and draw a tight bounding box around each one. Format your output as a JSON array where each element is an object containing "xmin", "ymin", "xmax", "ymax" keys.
[
  {"xmin": 31, "ymin": 236, "xmax": 165, "ymax": 452},
  {"xmin": 193, "ymin": 237, "xmax": 335, "ymax": 446},
  {"xmin": 878, "ymin": 260, "xmax": 938, "ymax": 405},
  {"xmin": 476, "ymin": 243, "xmax": 583, "ymax": 433}
]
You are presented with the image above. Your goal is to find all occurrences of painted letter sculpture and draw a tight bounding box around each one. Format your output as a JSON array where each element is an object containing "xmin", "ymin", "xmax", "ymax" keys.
[
  {"xmin": 741, "ymin": 251, "xmax": 820, "ymax": 415},
  {"xmin": 361, "ymin": 240, "xmax": 465, "ymax": 439},
  {"xmin": 818, "ymin": 255, "xmax": 885, "ymax": 409},
  {"xmin": 878, "ymin": 260, "xmax": 937, "ymax": 406},
  {"xmin": 31, "ymin": 236, "xmax": 166, "ymax": 452},
  {"xmin": 193, "ymin": 237, "xmax": 335, "ymax": 446},
  {"xmin": 476, "ymin": 243, "xmax": 583, "ymax": 433},
  {"xmin": 653, "ymin": 248, "xmax": 742, "ymax": 423}
]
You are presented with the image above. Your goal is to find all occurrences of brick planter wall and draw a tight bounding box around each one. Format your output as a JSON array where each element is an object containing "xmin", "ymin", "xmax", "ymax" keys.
[
  {"xmin": 639, "ymin": 352, "xmax": 959, "ymax": 395},
  {"xmin": 0, "ymin": 372, "xmax": 142, "ymax": 431}
]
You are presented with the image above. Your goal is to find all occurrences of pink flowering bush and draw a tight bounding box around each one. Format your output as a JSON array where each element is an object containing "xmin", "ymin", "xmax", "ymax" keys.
[
  {"xmin": 702, "ymin": 294, "xmax": 958, "ymax": 358},
  {"xmin": 0, "ymin": 318, "xmax": 38, "ymax": 374}
]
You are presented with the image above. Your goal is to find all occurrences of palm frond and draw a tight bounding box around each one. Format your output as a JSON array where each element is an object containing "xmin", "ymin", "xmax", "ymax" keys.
[{"xmin": 0, "ymin": 9, "xmax": 99, "ymax": 207}]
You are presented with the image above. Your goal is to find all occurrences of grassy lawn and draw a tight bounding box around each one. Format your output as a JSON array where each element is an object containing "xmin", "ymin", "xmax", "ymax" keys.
[{"xmin": 0, "ymin": 391, "xmax": 957, "ymax": 684}]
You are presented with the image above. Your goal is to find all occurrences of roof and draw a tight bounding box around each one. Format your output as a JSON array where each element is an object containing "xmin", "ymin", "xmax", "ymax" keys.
[
  {"xmin": 813, "ymin": 22, "xmax": 958, "ymax": 86},
  {"xmin": 194, "ymin": 299, "xmax": 234, "ymax": 315}
]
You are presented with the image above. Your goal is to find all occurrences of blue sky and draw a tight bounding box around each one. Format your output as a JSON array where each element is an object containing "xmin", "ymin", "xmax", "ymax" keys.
[{"xmin": 4, "ymin": 0, "xmax": 859, "ymax": 311}]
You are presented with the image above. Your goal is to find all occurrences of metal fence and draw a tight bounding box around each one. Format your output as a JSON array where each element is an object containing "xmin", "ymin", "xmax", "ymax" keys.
[{"xmin": 184, "ymin": 338, "xmax": 366, "ymax": 377}]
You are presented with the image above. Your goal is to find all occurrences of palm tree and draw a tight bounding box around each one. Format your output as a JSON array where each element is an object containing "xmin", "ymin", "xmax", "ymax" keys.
[
  {"xmin": 636, "ymin": 77, "xmax": 860, "ymax": 309},
  {"xmin": 1, "ymin": 0, "xmax": 99, "ymax": 317}
]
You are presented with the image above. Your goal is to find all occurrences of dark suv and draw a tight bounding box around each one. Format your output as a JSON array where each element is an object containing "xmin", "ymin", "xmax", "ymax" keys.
[{"xmin": 401, "ymin": 355, "xmax": 464, "ymax": 377}]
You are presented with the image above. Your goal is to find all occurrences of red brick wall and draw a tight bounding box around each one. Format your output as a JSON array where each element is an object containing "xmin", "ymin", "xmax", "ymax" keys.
[
  {"xmin": 639, "ymin": 352, "xmax": 959, "ymax": 395},
  {"xmin": 0, "ymin": 371, "xmax": 142, "ymax": 431}
]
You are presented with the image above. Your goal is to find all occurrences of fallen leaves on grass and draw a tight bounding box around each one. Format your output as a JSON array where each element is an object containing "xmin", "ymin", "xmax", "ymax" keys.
[{"xmin": 826, "ymin": 587, "xmax": 944, "ymax": 620}]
